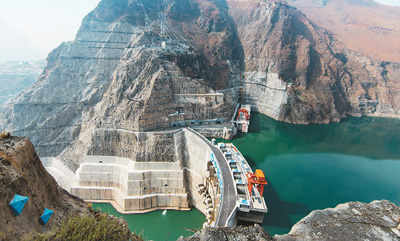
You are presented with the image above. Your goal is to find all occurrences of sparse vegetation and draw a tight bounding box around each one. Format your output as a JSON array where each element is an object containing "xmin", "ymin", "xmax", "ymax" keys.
[
  {"xmin": 24, "ymin": 212, "xmax": 143, "ymax": 241},
  {"xmin": 0, "ymin": 131, "xmax": 11, "ymax": 139},
  {"xmin": 0, "ymin": 157, "xmax": 10, "ymax": 166},
  {"xmin": 0, "ymin": 231, "xmax": 8, "ymax": 241}
]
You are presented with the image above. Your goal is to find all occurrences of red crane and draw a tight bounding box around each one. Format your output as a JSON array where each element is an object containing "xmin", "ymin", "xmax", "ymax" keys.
[{"xmin": 246, "ymin": 169, "xmax": 268, "ymax": 197}]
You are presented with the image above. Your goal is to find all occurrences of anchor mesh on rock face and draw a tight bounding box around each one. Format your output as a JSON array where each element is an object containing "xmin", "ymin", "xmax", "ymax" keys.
[{"xmin": 8, "ymin": 194, "xmax": 29, "ymax": 216}]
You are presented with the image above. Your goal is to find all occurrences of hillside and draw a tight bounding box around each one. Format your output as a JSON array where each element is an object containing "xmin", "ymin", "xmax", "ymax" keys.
[
  {"xmin": 0, "ymin": 0, "xmax": 398, "ymax": 163},
  {"xmin": 286, "ymin": 0, "xmax": 400, "ymax": 63},
  {"xmin": 0, "ymin": 60, "xmax": 45, "ymax": 105},
  {"xmin": 0, "ymin": 135, "xmax": 88, "ymax": 239}
]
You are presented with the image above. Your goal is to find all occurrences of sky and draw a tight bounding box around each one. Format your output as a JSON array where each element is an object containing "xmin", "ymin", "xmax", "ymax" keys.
[
  {"xmin": 374, "ymin": 0, "xmax": 400, "ymax": 6},
  {"xmin": 0, "ymin": 0, "xmax": 101, "ymax": 61},
  {"xmin": 0, "ymin": 0, "xmax": 399, "ymax": 62}
]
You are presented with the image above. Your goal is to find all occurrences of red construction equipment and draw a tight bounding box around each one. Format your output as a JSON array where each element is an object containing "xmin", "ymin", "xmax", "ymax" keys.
[
  {"xmin": 246, "ymin": 169, "xmax": 268, "ymax": 197},
  {"xmin": 237, "ymin": 108, "xmax": 250, "ymax": 121}
]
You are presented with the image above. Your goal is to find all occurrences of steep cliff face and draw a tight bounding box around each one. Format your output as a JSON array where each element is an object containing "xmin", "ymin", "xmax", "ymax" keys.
[
  {"xmin": 0, "ymin": 0, "xmax": 240, "ymax": 162},
  {"xmin": 0, "ymin": 136, "xmax": 88, "ymax": 239},
  {"xmin": 227, "ymin": 0, "xmax": 399, "ymax": 124},
  {"xmin": 0, "ymin": 0, "xmax": 399, "ymax": 162}
]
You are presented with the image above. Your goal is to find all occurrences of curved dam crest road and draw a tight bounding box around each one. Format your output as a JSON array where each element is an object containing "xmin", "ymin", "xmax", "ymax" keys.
[{"xmin": 186, "ymin": 128, "xmax": 236, "ymax": 227}]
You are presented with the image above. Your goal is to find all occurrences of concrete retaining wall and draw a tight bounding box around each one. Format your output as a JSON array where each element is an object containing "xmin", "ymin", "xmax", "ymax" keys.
[
  {"xmin": 70, "ymin": 155, "xmax": 189, "ymax": 211},
  {"xmin": 42, "ymin": 128, "xmax": 223, "ymax": 218}
]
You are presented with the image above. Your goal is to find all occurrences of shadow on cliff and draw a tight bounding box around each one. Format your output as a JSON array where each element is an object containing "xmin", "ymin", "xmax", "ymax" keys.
[{"xmin": 241, "ymin": 156, "xmax": 311, "ymax": 230}]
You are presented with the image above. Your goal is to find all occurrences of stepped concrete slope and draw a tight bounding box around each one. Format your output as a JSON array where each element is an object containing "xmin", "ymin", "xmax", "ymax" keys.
[{"xmin": 42, "ymin": 128, "xmax": 236, "ymax": 226}]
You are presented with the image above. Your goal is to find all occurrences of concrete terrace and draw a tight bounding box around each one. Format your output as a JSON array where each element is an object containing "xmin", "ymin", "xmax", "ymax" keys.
[{"xmin": 42, "ymin": 127, "xmax": 266, "ymax": 227}]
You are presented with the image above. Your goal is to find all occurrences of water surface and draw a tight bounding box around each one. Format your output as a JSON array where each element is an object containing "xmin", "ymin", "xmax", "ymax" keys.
[
  {"xmin": 227, "ymin": 113, "xmax": 400, "ymax": 235},
  {"xmin": 91, "ymin": 204, "xmax": 205, "ymax": 241},
  {"xmin": 93, "ymin": 114, "xmax": 400, "ymax": 238}
]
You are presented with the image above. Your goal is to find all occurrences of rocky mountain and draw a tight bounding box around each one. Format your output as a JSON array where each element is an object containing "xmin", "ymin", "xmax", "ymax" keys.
[
  {"xmin": 286, "ymin": 0, "xmax": 400, "ymax": 63},
  {"xmin": 228, "ymin": 0, "xmax": 399, "ymax": 123},
  {"xmin": 179, "ymin": 200, "xmax": 400, "ymax": 241},
  {"xmin": 0, "ymin": 60, "xmax": 46, "ymax": 105},
  {"xmin": 0, "ymin": 135, "xmax": 88, "ymax": 239},
  {"xmin": 0, "ymin": 0, "xmax": 399, "ymax": 162}
]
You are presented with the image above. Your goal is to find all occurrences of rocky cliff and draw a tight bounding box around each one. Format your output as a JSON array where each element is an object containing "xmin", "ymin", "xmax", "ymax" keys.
[
  {"xmin": 179, "ymin": 200, "xmax": 400, "ymax": 241},
  {"xmin": 227, "ymin": 0, "xmax": 400, "ymax": 124},
  {"xmin": 0, "ymin": 0, "xmax": 242, "ymax": 161},
  {"xmin": 0, "ymin": 0, "xmax": 399, "ymax": 162},
  {"xmin": 0, "ymin": 135, "xmax": 88, "ymax": 239}
]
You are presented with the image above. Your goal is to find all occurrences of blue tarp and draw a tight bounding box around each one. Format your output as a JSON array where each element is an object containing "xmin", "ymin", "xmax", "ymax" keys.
[
  {"xmin": 8, "ymin": 194, "xmax": 29, "ymax": 216},
  {"xmin": 39, "ymin": 208, "xmax": 53, "ymax": 225}
]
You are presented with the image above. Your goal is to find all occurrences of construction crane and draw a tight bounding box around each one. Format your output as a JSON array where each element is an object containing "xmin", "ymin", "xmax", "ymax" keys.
[
  {"xmin": 246, "ymin": 169, "xmax": 268, "ymax": 197},
  {"xmin": 237, "ymin": 108, "xmax": 250, "ymax": 121}
]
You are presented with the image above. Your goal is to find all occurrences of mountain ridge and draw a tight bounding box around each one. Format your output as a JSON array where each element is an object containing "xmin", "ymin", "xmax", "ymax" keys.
[{"xmin": 0, "ymin": 0, "xmax": 398, "ymax": 162}]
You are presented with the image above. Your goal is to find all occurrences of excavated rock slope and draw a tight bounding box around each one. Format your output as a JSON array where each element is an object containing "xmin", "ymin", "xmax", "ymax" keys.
[
  {"xmin": 0, "ymin": 0, "xmax": 240, "ymax": 162},
  {"xmin": 0, "ymin": 0, "xmax": 399, "ymax": 162},
  {"xmin": 0, "ymin": 136, "xmax": 88, "ymax": 239}
]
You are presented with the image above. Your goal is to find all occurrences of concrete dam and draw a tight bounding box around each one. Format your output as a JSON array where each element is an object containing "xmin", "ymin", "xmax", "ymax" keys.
[{"xmin": 42, "ymin": 127, "xmax": 267, "ymax": 227}]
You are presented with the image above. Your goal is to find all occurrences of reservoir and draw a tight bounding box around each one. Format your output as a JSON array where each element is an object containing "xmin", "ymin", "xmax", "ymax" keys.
[{"xmin": 93, "ymin": 113, "xmax": 400, "ymax": 239}]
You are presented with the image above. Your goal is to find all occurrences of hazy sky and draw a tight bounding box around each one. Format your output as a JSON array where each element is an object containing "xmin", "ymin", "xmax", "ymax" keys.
[
  {"xmin": 0, "ymin": 0, "xmax": 398, "ymax": 62},
  {"xmin": 0, "ymin": 0, "xmax": 100, "ymax": 61},
  {"xmin": 374, "ymin": 0, "xmax": 400, "ymax": 6}
]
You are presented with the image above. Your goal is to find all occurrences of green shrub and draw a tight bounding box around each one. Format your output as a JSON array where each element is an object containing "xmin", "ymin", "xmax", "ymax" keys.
[{"xmin": 24, "ymin": 214, "xmax": 143, "ymax": 241}]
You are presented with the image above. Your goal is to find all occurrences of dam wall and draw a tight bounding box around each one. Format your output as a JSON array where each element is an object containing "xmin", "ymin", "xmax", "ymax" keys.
[
  {"xmin": 42, "ymin": 128, "xmax": 222, "ymax": 217},
  {"xmin": 182, "ymin": 129, "xmax": 220, "ymax": 222},
  {"xmin": 70, "ymin": 155, "xmax": 189, "ymax": 212}
]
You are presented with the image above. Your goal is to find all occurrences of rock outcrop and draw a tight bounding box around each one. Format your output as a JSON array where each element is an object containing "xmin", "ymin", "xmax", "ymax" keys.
[
  {"xmin": 0, "ymin": 0, "xmax": 399, "ymax": 163},
  {"xmin": 275, "ymin": 200, "xmax": 400, "ymax": 241},
  {"xmin": 0, "ymin": 135, "xmax": 88, "ymax": 239},
  {"xmin": 180, "ymin": 200, "xmax": 400, "ymax": 241},
  {"xmin": 178, "ymin": 224, "xmax": 275, "ymax": 241}
]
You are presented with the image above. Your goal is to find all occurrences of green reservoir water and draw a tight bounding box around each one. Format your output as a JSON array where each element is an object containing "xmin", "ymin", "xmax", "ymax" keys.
[
  {"xmin": 93, "ymin": 113, "xmax": 400, "ymax": 239},
  {"xmin": 91, "ymin": 204, "xmax": 205, "ymax": 240},
  {"xmin": 227, "ymin": 113, "xmax": 400, "ymax": 235}
]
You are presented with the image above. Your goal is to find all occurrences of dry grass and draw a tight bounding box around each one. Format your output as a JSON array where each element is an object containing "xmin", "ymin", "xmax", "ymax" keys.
[{"xmin": 0, "ymin": 131, "xmax": 11, "ymax": 139}]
